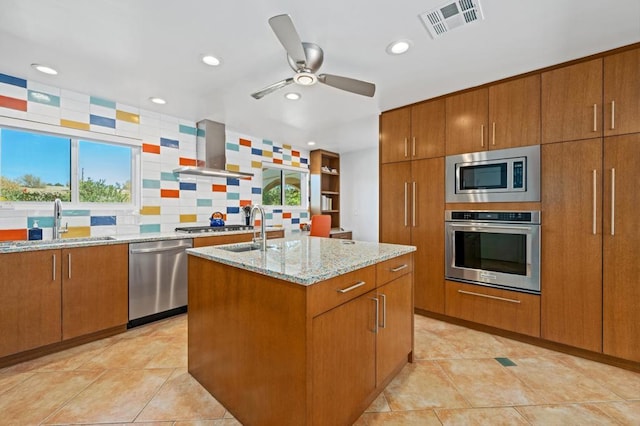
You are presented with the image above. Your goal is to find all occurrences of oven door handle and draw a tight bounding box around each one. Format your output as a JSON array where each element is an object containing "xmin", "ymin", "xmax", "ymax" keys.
[{"xmin": 447, "ymin": 224, "xmax": 534, "ymax": 232}]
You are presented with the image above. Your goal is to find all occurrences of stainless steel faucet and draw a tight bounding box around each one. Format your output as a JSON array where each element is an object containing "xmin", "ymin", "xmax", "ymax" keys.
[
  {"xmin": 249, "ymin": 204, "xmax": 267, "ymax": 251},
  {"xmin": 53, "ymin": 198, "xmax": 68, "ymax": 239}
]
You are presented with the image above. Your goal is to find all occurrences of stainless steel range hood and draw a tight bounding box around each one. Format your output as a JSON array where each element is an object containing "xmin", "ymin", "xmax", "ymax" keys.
[{"xmin": 173, "ymin": 119, "xmax": 254, "ymax": 179}]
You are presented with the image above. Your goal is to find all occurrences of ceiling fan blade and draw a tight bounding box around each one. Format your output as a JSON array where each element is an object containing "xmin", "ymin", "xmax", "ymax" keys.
[
  {"xmin": 268, "ymin": 14, "xmax": 307, "ymax": 68},
  {"xmin": 251, "ymin": 78, "xmax": 294, "ymax": 99},
  {"xmin": 318, "ymin": 74, "xmax": 376, "ymax": 97}
]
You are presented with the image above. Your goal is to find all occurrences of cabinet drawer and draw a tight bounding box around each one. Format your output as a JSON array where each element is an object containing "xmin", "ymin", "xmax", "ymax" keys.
[
  {"xmin": 308, "ymin": 266, "xmax": 376, "ymax": 317},
  {"xmin": 445, "ymin": 281, "xmax": 540, "ymax": 337},
  {"xmin": 376, "ymin": 253, "xmax": 413, "ymax": 287}
]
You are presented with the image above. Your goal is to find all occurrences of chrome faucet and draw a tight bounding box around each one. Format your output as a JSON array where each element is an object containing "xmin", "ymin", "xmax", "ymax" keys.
[
  {"xmin": 53, "ymin": 198, "xmax": 68, "ymax": 239},
  {"xmin": 249, "ymin": 204, "xmax": 267, "ymax": 252}
]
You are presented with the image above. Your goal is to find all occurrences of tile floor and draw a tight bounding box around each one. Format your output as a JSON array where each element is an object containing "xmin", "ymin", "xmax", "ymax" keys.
[{"xmin": 1, "ymin": 314, "xmax": 639, "ymax": 425}]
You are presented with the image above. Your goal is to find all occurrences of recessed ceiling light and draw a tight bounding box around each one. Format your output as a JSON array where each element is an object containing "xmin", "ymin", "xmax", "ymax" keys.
[
  {"xmin": 386, "ymin": 40, "xmax": 412, "ymax": 55},
  {"xmin": 31, "ymin": 63, "xmax": 58, "ymax": 75},
  {"xmin": 285, "ymin": 92, "xmax": 301, "ymax": 100},
  {"xmin": 149, "ymin": 97, "xmax": 167, "ymax": 105},
  {"xmin": 307, "ymin": 141, "xmax": 316, "ymax": 146},
  {"xmin": 202, "ymin": 55, "xmax": 221, "ymax": 66}
]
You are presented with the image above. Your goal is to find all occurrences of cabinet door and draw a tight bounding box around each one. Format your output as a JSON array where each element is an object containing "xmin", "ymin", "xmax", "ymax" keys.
[
  {"xmin": 603, "ymin": 134, "xmax": 640, "ymax": 362},
  {"xmin": 489, "ymin": 74, "xmax": 541, "ymax": 149},
  {"xmin": 604, "ymin": 48, "xmax": 640, "ymax": 136},
  {"xmin": 0, "ymin": 250, "xmax": 61, "ymax": 357},
  {"xmin": 312, "ymin": 291, "xmax": 377, "ymax": 425},
  {"xmin": 411, "ymin": 99, "xmax": 445, "ymax": 159},
  {"xmin": 445, "ymin": 88, "xmax": 488, "ymax": 155},
  {"xmin": 377, "ymin": 274, "xmax": 413, "ymax": 385},
  {"xmin": 380, "ymin": 107, "xmax": 411, "ymax": 163},
  {"xmin": 412, "ymin": 157, "xmax": 445, "ymax": 313},
  {"xmin": 193, "ymin": 233, "xmax": 252, "ymax": 247},
  {"xmin": 541, "ymin": 59, "xmax": 603, "ymax": 144},
  {"xmin": 62, "ymin": 244, "xmax": 128, "ymax": 340},
  {"xmin": 541, "ymin": 138, "xmax": 602, "ymax": 351},
  {"xmin": 380, "ymin": 162, "xmax": 412, "ymax": 245}
]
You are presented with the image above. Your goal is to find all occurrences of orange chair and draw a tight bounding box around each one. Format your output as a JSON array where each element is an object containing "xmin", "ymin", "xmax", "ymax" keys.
[{"xmin": 309, "ymin": 215, "xmax": 331, "ymax": 237}]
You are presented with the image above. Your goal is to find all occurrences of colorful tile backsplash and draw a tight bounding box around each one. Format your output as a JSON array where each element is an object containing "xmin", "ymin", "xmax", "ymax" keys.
[{"xmin": 0, "ymin": 71, "xmax": 310, "ymax": 241}]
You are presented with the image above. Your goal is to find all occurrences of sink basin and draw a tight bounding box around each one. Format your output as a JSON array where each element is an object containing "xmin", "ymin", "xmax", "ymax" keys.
[{"xmin": 219, "ymin": 243, "xmax": 276, "ymax": 253}]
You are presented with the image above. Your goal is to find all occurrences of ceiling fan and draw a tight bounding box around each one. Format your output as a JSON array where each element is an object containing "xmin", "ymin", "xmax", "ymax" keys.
[{"xmin": 251, "ymin": 14, "xmax": 376, "ymax": 100}]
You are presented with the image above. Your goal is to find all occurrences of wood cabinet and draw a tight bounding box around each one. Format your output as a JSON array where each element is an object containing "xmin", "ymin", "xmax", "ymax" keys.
[
  {"xmin": 0, "ymin": 250, "xmax": 61, "ymax": 358},
  {"xmin": 61, "ymin": 244, "xmax": 128, "ymax": 340},
  {"xmin": 380, "ymin": 158, "xmax": 445, "ymax": 313},
  {"xmin": 380, "ymin": 99, "xmax": 445, "ymax": 163},
  {"xmin": 445, "ymin": 280, "xmax": 541, "ymax": 337},
  {"xmin": 192, "ymin": 230, "xmax": 284, "ymax": 248},
  {"xmin": 310, "ymin": 149, "xmax": 341, "ymax": 229},
  {"xmin": 541, "ymin": 138, "xmax": 603, "ymax": 351},
  {"xmin": 603, "ymin": 133, "xmax": 640, "ymax": 362},
  {"xmin": 604, "ymin": 47, "xmax": 640, "ymax": 136},
  {"xmin": 446, "ymin": 75, "xmax": 541, "ymax": 155}
]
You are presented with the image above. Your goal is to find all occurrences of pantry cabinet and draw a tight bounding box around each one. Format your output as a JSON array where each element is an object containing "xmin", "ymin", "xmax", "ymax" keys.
[
  {"xmin": 603, "ymin": 47, "xmax": 640, "ymax": 136},
  {"xmin": 380, "ymin": 99, "xmax": 445, "ymax": 163},
  {"xmin": 445, "ymin": 88, "xmax": 488, "ymax": 155}
]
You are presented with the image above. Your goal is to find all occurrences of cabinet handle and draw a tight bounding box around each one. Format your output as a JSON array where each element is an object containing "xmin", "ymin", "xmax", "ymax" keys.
[
  {"xmin": 68, "ymin": 253, "xmax": 72, "ymax": 279},
  {"xmin": 412, "ymin": 137, "xmax": 416, "ymax": 157},
  {"xmin": 372, "ymin": 297, "xmax": 379, "ymax": 334},
  {"xmin": 480, "ymin": 124, "xmax": 485, "ymax": 147},
  {"xmin": 404, "ymin": 137, "xmax": 408, "ymax": 158},
  {"xmin": 404, "ymin": 182, "xmax": 408, "ymax": 227},
  {"xmin": 390, "ymin": 264, "xmax": 408, "ymax": 272},
  {"xmin": 412, "ymin": 181, "xmax": 417, "ymax": 227},
  {"xmin": 611, "ymin": 168, "xmax": 615, "ymax": 236},
  {"xmin": 458, "ymin": 289, "xmax": 521, "ymax": 304},
  {"xmin": 593, "ymin": 104, "xmax": 597, "ymax": 132},
  {"xmin": 52, "ymin": 254, "xmax": 56, "ymax": 281},
  {"xmin": 592, "ymin": 170, "xmax": 597, "ymax": 235},
  {"xmin": 337, "ymin": 281, "xmax": 366, "ymax": 293},
  {"xmin": 611, "ymin": 100, "xmax": 615, "ymax": 130},
  {"xmin": 380, "ymin": 293, "xmax": 387, "ymax": 329},
  {"xmin": 492, "ymin": 122, "xmax": 496, "ymax": 146}
]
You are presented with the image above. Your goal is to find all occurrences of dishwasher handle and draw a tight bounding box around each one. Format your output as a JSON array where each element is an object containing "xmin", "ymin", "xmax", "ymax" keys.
[{"xmin": 130, "ymin": 242, "xmax": 192, "ymax": 254}]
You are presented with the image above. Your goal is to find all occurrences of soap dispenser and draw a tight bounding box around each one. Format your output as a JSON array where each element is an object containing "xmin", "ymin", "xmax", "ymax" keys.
[{"xmin": 28, "ymin": 220, "xmax": 43, "ymax": 241}]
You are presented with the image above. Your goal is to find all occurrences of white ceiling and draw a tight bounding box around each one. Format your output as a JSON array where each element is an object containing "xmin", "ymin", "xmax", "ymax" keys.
[{"xmin": 1, "ymin": 0, "xmax": 639, "ymax": 153}]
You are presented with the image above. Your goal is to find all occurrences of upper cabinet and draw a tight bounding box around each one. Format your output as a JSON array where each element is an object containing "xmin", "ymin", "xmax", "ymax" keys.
[
  {"xmin": 604, "ymin": 47, "xmax": 640, "ymax": 136},
  {"xmin": 380, "ymin": 99, "xmax": 445, "ymax": 163},
  {"xmin": 446, "ymin": 74, "xmax": 541, "ymax": 155}
]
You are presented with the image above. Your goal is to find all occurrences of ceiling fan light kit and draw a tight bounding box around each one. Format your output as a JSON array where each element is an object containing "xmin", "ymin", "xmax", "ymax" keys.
[{"xmin": 251, "ymin": 14, "xmax": 375, "ymax": 99}]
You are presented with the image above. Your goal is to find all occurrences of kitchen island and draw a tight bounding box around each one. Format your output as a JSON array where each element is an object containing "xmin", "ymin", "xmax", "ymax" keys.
[{"xmin": 187, "ymin": 236, "xmax": 416, "ymax": 426}]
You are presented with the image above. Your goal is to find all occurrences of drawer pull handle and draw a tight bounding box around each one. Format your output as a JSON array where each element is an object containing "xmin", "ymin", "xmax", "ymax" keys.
[
  {"xmin": 338, "ymin": 281, "xmax": 366, "ymax": 293},
  {"xmin": 458, "ymin": 289, "xmax": 521, "ymax": 304},
  {"xmin": 390, "ymin": 264, "xmax": 408, "ymax": 272}
]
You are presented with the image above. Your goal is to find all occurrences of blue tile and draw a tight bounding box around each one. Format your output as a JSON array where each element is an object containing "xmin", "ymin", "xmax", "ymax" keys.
[
  {"xmin": 292, "ymin": 218, "xmax": 300, "ymax": 224},
  {"xmin": 300, "ymin": 158, "xmax": 308, "ymax": 164},
  {"xmin": 273, "ymin": 209, "xmax": 283, "ymax": 213},
  {"xmin": 226, "ymin": 178, "xmax": 240, "ymax": 186},
  {"xmin": 226, "ymin": 192, "xmax": 240, "ymax": 200},
  {"xmin": 140, "ymin": 224, "xmax": 161, "ymax": 233},
  {"xmin": 160, "ymin": 172, "xmax": 179, "ymax": 182},
  {"xmin": 160, "ymin": 137, "xmax": 179, "ymax": 148},
  {"xmin": 226, "ymin": 142, "xmax": 240, "ymax": 152},
  {"xmin": 90, "ymin": 96, "xmax": 116, "ymax": 109},
  {"xmin": 251, "ymin": 187, "xmax": 262, "ymax": 194},
  {"xmin": 273, "ymin": 146, "xmax": 282, "ymax": 153},
  {"xmin": 179, "ymin": 182, "xmax": 197, "ymax": 191},
  {"xmin": 197, "ymin": 198, "xmax": 212, "ymax": 207},
  {"xmin": 90, "ymin": 216, "xmax": 116, "ymax": 226},
  {"xmin": 251, "ymin": 148, "xmax": 263, "ymax": 156},
  {"xmin": 0, "ymin": 73, "xmax": 27, "ymax": 88},
  {"xmin": 226, "ymin": 206, "xmax": 240, "ymax": 214},
  {"xmin": 28, "ymin": 90, "xmax": 60, "ymax": 107},
  {"xmin": 179, "ymin": 124, "xmax": 197, "ymax": 136},
  {"xmin": 90, "ymin": 114, "xmax": 116, "ymax": 129},
  {"xmin": 142, "ymin": 179, "xmax": 161, "ymax": 189}
]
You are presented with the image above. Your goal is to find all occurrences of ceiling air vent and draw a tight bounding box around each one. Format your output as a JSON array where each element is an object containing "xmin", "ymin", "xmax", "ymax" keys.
[{"xmin": 419, "ymin": 0, "xmax": 485, "ymax": 39}]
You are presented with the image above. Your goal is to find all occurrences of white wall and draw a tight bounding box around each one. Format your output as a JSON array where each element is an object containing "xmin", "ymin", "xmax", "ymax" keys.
[{"xmin": 340, "ymin": 147, "xmax": 379, "ymax": 242}]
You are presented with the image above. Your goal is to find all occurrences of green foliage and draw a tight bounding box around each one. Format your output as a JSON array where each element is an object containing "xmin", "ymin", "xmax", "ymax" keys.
[
  {"xmin": 0, "ymin": 175, "xmax": 129, "ymax": 203},
  {"xmin": 18, "ymin": 174, "xmax": 46, "ymax": 188},
  {"xmin": 79, "ymin": 177, "xmax": 130, "ymax": 203},
  {"xmin": 0, "ymin": 176, "xmax": 69, "ymax": 201}
]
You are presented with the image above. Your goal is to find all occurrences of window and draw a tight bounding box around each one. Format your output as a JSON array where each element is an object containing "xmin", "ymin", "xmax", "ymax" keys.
[
  {"xmin": 261, "ymin": 165, "xmax": 307, "ymax": 207},
  {"xmin": 0, "ymin": 126, "xmax": 137, "ymax": 205}
]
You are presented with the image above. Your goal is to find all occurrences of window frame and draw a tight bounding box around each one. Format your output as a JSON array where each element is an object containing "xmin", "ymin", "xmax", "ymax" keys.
[
  {"xmin": 0, "ymin": 117, "xmax": 141, "ymax": 211},
  {"xmin": 261, "ymin": 163, "xmax": 309, "ymax": 209}
]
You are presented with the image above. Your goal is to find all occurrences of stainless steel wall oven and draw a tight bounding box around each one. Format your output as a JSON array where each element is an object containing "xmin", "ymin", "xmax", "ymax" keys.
[{"xmin": 445, "ymin": 210, "xmax": 541, "ymax": 294}]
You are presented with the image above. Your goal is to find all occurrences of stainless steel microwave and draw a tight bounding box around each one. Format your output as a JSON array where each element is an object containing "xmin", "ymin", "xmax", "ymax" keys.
[{"xmin": 446, "ymin": 145, "xmax": 540, "ymax": 203}]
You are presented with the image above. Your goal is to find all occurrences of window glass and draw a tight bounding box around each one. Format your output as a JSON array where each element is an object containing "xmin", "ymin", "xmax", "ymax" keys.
[
  {"xmin": 262, "ymin": 166, "xmax": 307, "ymax": 207},
  {"xmin": 283, "ymin": 170, "xmax": 302, "ymax": 206},
  {"xmin": 79, "ymin": 140, "xmax": 132, "ymax": 203},
  {"xmin": 0, "ymin": 128, "xmax": 71, "ymax": 201},
  {"xmin": 262, "ymin": 167, "xmax": 283, "ymax": 205}
]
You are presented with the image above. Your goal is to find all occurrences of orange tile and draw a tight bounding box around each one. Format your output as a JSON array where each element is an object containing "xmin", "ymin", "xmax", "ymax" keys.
[
  {"xmin": 240, "ymin": 200, "xmax": 252, "ymax": 207},
  {"xmin": 0, "ymin": 229, "xmax": 27, "ymax": 241},
  {"xmin": 273, "ymin": 158, "xmax": 283, "ymax": 164},
  {"xmin": 160, "ymin": 189, "xmax": 180, "ymax": 198},
  {"xmin": 239, "ymin": 138, "xmax": 251, "ymax": 147},
  {"xmin": 0, "ymin": 95, "xmax": 27, "ymax": 111},
  {"xmin": 283, "ymin": 212, "xmax": 292, "ymax": 219},
  {"xmin": 179, "ymin": 157, "xmax": 197, "ymax": 166},
  {"xmin": 212, "ymin": 184, "xmax": 226, "ymax": 192},
  {"xmin": 292, "ymin": 150, "xmax": 300, "ymax": 157},
  {"xmin": 142, "ymin": 143, "xmax": 160, "ymax": 154}
]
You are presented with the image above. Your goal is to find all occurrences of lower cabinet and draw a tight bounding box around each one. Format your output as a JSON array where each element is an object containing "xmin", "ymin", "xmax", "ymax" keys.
[
  {"xmin": 192, "ymin": 229, "xmax": 284, "ymax": 247},
  {"xmin": 445, "ymin": 281, "xmax": 541, "ymax": 337}
]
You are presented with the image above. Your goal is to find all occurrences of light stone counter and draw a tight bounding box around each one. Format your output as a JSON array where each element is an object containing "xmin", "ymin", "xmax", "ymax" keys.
[{"xmin": 186, "ymin": 235, "xmax": 416, "ymax": 285}]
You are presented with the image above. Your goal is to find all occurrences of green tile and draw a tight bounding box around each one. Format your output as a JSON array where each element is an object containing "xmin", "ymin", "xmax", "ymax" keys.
[
  {"xmin": 142, "ymin": 179, "xmax": 161, "ymax": 189},
  {"xmin": 179, "ymin": 124, "xmax": 197, "ymax": 136},
  {"xmin": 197, "ymin": 198, "xmax": 213, "ymax": 207},
  {"xmin": 140, "ymin": 224, "xmax": 161, "ymax": 233},
  {"xmin": 28, "ymin": 90, "xmax": 60, "ymax": 107},
  {"xmin": 90, "ymin": 96, "xmax": 116, "ymax": 109},
  {"xmin": 495, "ymin": 357, "xmax": 517, "ymax": 367},
  {"xmin": 160, "ymin": 172, "xmax": 179, "ymax": 182}
]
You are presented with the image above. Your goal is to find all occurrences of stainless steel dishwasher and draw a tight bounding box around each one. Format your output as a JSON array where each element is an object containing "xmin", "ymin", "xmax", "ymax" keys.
[{"xmin": 128, "ymin": 238, "xmax": 193, "ymax": 327}]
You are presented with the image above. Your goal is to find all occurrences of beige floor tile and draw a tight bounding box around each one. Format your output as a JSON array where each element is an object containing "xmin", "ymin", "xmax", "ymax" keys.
[
  {"xmin": 413, "ymin": 328, "xmax": 461, "ymax": 360},
  {"xmin": 364, "ymin": 391, "xmax": 392, "ymax": 413},
  {"xmin": 425, "ymin": 327, "xmax": 514, "ymax": 359},
  {"xmin": 0, "ymin": 370, "xmax": 101, "ymax": 425},
  {"xmin": 516, "ymin": 403, "xmax": 620, "ymax": 425},
  {"xmin": 136, "ymin": 368, "xmax": 227, "ymax": 422},
  {"xmin": 493, "ymin": 335, "xmax": 560, "ymax": 357},
  {"xmin": 44, "ymin": 368, "xmax": 172, "ymax": 424},
  {"xmin": 383, "ymin": 361, "xmax": 469, "ymax": 411},
  {"xmin": 509, "ymin": 356, "xmax": 623, "ymax": 404},
  {"xmin": 354, "ymin": 409, "xmax": 441, "ymax": 425},
  {"xmin": 0, "ymin": 370, "xmax": 34, "ymax": 395},
  {"xmin": 78, "ymin": 335, "xmax": 177, "ymax": 370},
  {"xmin": 144, "ymin": 336, "xmax": 188, "ymax": 369},
  {"xmin": 437, "ymin": 358, "xmax": 545, "ymax": 407},
  {"xmin": 589, "ymin": 400, "xmax": 640, "ymax": 424},
  {"xmin": 435, "ymin": 407, "xmax": 529, "ymax": 425},
  {"xmin": 175, "ymin": 420, "xmax": 242, "ymax": 426}
]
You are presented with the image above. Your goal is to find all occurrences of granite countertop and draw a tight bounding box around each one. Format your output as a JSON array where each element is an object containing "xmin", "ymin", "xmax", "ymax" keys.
[
  {"xmin": 187, "ymin": 236, "xmax": 416, "ymax": 285},
  {"xmin": 0, "ymin": 227, "xmax": 282, "ymax": 254}
]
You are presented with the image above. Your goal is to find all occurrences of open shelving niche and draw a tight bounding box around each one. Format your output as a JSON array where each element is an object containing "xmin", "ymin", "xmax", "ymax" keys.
[{"xmin": 310, "ymin": 149, "xmax": 341, "ymax": 229}]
